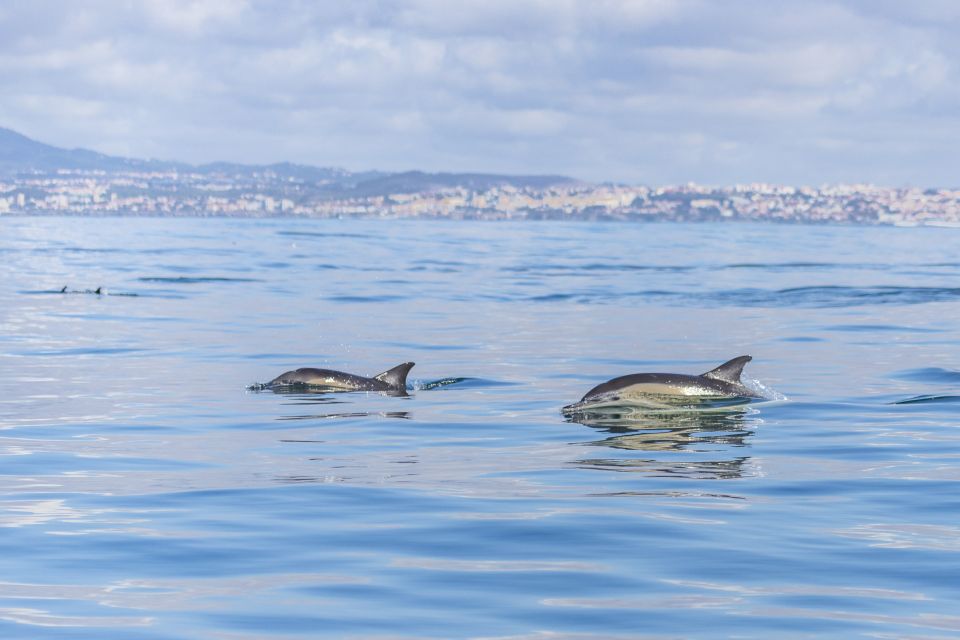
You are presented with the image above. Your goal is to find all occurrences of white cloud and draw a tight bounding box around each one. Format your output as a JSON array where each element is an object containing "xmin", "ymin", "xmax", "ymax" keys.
[
  {"xmin": 0, "ymin": 0, "xmax": 958, "ymax": 184},
  {"xmin": 140, "ymin": 0, "xmax": 251, "ymax": 35}
]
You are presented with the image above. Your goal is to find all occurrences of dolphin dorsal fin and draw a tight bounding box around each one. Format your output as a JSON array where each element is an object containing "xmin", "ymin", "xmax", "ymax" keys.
[
  {"xmin": 373, "ymin": 362, "xmax": 415, "ymax": 390},
  {"xmin": 701, "ymin": 355, "xmax": 752, "ymax": 383}
]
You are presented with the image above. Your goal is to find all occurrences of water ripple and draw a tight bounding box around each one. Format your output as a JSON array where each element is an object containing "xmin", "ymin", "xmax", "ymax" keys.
[
  {"xmin": 891, "ymin": 367, "xmax": 960, "ymax": 382},
  {"xmin": 891, "ymin": 394, "xmax": 960, "ymax": 405},
  {"xmin": 514, "ymin": 286, "xmax": 960, "ymax": 307},
  {"xmin": 137, "ymin": 276, "xmax": 261, "ymax": 283},
  {"xmin": 3, "ymin": 218, "xmax": 960, "ymax": 640}
]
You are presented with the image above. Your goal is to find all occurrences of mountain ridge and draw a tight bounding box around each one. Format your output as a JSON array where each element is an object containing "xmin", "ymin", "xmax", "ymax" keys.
[{"xmin": 0, "ymin": 127, "xmax": 578, "ymax": 193}]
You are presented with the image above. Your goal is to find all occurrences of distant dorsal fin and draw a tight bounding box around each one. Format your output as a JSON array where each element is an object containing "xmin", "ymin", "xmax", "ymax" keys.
[
  {"xmin": 373, "ymin": 362, "xmax": 415, "ymax": 390},
  {"xmin": 701, "ymin": 355, "xmax": 752, "ymax": 384}
]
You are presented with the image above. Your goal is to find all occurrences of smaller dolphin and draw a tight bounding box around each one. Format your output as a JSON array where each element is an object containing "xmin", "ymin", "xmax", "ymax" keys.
[
  {"xmin": 265, "ymin": 362, "xmax": 415, "ymax": 395},
  {"xmin": 57, "ymin": 286, "xmax": 101, "ymax": 295},
  {"xmin": 563, "ymin": 355, "xmax": 759, "ymax": 412}
]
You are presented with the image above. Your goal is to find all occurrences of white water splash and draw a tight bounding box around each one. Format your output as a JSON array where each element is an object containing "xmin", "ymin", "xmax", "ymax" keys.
[{"xmin": 743, "ymin": 377, "xmax": 787, "ymax": 402}]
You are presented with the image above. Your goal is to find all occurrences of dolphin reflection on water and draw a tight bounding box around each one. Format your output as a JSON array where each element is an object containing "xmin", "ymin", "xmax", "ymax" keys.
[{"xmin": 565, "ymin": 405, "xmax": 758, "ymax": 481}]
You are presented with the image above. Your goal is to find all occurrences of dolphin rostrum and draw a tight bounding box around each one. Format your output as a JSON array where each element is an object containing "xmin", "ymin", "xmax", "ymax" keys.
[
  {"xmin": 563, "ymin": 355, "xmax": 759, "ymax": 412},
  {"xmin": 265, "ymin": 362, "xmax": 415, "ymax": 394}
]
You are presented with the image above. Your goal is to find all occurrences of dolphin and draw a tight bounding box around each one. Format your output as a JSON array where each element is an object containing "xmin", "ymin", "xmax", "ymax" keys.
[
  {"xmin": 57, "ymin": 286, "xmax": 102, "ymax": 295},
  {"xmin": 563, "ymin": 355, "xmax": 759, "ymax": 412},
  {"xmin": 265, "ymin": 362, "xmax": 415, "ymax": 395}
]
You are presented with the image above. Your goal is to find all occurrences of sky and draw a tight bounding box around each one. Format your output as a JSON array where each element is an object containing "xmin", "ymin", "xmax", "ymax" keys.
[{"xmin": 1, "ymin": 0, "xmax": 959, "ymax": 186}]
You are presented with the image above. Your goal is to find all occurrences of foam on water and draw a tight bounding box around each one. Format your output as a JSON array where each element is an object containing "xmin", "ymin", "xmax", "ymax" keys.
[{"xmin": 742, "ymin": 376, "xmax": 788, "ymax": 401}]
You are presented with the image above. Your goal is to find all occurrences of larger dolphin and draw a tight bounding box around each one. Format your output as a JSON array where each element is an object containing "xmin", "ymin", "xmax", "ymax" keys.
[
  {"xmin": 265, "ymin": 362, "xmax": 414, "ymax": 395},
  {"xmin": 563, "ymin": 355, "xmax": 758, "ymax": 412}
]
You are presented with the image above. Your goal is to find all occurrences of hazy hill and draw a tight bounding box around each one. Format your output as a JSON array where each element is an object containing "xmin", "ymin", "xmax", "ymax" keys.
[
  {"xmin": 0, "ymin": 127, "xmax": 180, "ymax": 174},
  {"xmin": 0, "ymin": 127, "xmax": 576, "ymax": 193}
]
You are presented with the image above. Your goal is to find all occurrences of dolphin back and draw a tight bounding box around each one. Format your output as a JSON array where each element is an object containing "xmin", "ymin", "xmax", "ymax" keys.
[
  {"xmin": 266, "ymin": 362, "xmax": 414, "ymax": 393},
  {"xmin": 373, "ymin": 362, "xmax": 415, "ymax": 391}
]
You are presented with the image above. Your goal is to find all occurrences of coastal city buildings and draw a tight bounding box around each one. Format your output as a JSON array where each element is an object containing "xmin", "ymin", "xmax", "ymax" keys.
[{"xmin": 1, "ymin": 168, "xmax": 958, "ymax": 226}]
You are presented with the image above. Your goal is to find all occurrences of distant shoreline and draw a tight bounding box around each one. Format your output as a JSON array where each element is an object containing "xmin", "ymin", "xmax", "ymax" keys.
[
  {"xmin": 4, "ymin": 127, "xmax": 958, "ymax": 226},
  {"xmin": 4, "ymin": 210, "xmax": 959, "ymax": 228}
]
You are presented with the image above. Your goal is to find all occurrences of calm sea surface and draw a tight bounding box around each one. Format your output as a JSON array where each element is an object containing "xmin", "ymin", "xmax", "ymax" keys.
[{"xmin": 1, "ymin": 216, "xmax": 959, "ymax": 639}]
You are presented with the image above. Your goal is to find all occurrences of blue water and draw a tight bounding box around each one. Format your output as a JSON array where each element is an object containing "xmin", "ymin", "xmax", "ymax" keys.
[{"xmin": 1, "ymin": 217, "xmax": 959, "ymax": 639}]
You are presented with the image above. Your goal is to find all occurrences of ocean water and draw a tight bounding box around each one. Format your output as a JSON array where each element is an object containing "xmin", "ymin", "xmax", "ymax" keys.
[{"xmin": 1, "ymin": 216, "xmax": 959, "ymax": 639}]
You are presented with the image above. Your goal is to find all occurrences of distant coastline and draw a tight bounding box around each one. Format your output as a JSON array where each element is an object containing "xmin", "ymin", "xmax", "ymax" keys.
[{"xmin": 2, "ymin": 127, "xmax": 957, "ymax": 226}]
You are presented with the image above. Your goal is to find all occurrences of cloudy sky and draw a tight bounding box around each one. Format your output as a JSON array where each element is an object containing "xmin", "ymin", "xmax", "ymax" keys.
[{"xmin": 1, "ymin": 0, "xmax": 958, "ymax": 185}]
